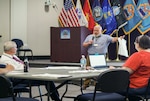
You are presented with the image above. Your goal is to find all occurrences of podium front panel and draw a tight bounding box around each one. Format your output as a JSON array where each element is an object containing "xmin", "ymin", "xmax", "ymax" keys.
[{"xmin": 50, "ymin": 27, "xmax": 90, "ymax": 62}]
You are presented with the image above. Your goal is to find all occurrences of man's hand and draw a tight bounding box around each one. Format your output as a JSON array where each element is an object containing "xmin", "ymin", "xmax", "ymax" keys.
[
  {"xmin": 109, "ymin": 66, "xmax": 116, "ymax": 69},
  {"xmin": 120, "ymin": 35, "xmax": 125, "ymax": 39},
  {"xmin": 86, "ymin": 66, "xmax": 95, "ymax": 70},
  {"xmin": 6, "ymin": 64, "xmax": 14, "ymax": 72},
  {"xmin": 88, "ymin": 40, "xmax": 93, "ymax": 45},
  {"xmin": 83, "ymin": 40, "xmax": 93, "ymax": 47},
  {"xmin": 86, "ymin": 66, "xmax": 91, "ymax": 70}
]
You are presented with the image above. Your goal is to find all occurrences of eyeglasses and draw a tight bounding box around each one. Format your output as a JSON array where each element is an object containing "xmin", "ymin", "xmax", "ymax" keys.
[
  {"xmin": 135, "ymin": 37, "xmax": 139, "ymax": 43},
  {"xmin": 134, "ymin": 42, "xmax": 138, "ymax": 45},
  {"xmin": 134, "ymin": 37, "xmax": 139, "ymax": 45}
]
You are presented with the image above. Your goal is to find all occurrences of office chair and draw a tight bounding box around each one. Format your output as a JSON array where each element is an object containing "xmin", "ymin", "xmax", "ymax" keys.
[
  {"xmin": 0, "ymin": 64, "xmax": 31, "ymax": 98},
  {"xmin": 11, "ymin": 39, "xmax": 33, "ymax": 60},
  {"xmin": 129, "ymin": 78, "xmax": 150, "ymax": 101},
  {"xmin": 13, "ymin": 83, "xmax": 30, "ymax": 97},
  {"xmin": 0, "ymin": 75, "xmax": 39, "ymax": 101},
  {"xmin": 13, "ymin": 80, "xmax": 43, "ymax": 101},
  {"xmin": 74, "ymin": 69, "xmax": 129, "ymax": 101}
]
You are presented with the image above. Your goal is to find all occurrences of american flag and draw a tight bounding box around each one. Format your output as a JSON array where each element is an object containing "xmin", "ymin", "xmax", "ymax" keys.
[{"xmin": 59, "ymin": 0, "xmax": 80, "ymax": 27}]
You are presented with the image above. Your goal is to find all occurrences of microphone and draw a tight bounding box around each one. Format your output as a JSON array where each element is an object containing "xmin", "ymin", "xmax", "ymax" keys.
[
  {"xmin": 92, "ymin": 36, "xmax": 94, "ymax": 40},
  {"xmin": 91, "ymin": 36, "xmax": 95, "ymax": 45}
]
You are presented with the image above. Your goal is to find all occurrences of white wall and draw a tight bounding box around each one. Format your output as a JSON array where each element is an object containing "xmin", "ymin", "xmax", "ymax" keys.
[
  {"xmin": 27, "ymin": 0, "xmax": 63, "ymax": 55},
  {"xmin": 0, "ymin": 0, "xmax": 63, "ymax": 56},
  {"xmin": 0, "ymin": 0, "xmax": 10, "ymax": 55},
  {"xmin": 11, "ymin": 0, "xmax": 27, "ymax": 43}
]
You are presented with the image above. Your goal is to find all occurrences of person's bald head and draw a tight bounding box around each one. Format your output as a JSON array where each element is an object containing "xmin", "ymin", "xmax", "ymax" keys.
[
  {"xmin": 3, "ymin": 41, "xmax": 17, "ymax": 55},
  {"xmin": 93, "ymin": 25, "xmax": 102, "ymax": 36}
]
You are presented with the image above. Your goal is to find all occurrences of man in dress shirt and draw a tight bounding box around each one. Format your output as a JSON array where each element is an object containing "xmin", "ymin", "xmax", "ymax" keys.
[
  {"xmin": 0, "ymin": 41, "xmax": 61, "ymax": 101},
  {"xmin": 1, "ymin": 41, "xmax": 24, "ymax": 70}
]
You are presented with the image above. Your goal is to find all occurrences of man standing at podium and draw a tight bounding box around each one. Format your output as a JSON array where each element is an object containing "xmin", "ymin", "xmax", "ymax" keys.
[
  {"xmin": 82, "ymin": 25, "xmax": 123, "ymax": 89},
  {"xmin": 83, "ymin": 25, "xmax": 119, "ymax": 55}
]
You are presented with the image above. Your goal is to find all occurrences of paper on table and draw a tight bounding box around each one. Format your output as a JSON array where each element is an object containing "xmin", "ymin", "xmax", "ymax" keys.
[
  {"xmin": 7, "ymin": 71, "xmax": 25, "ymax": 75},
  {"xmin": 69, "ymin": 70, "xmax": 89, "ymax": 73},
  {"xmin": 32, "ymin": 73, "xmax": 72, "ymax": 78},
  {"xmin": 69, "ymin": 69, "xmax": 108, "ymax": 73},
  {"xmin": 43, "ymin": 66, "xmax": 80, "ymax": 69}
]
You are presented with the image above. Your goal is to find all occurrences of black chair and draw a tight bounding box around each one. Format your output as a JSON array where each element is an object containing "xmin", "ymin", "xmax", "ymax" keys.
[
  {"xmin": 13, "ymin": 83, "xmax": 31, "ymax": 97},
  {"xmin": 13, "ymin": 80, "xmax": 43, "ymax": 101},
  {"xmin": 11, "ymin": 39, "xmax": 33, "ymax": 60},
  {"xmin": 129, "ymin": 78, "xmax": 150, "ymax": 101},
  {"xmin": 0, "ymin": 75, "xmax": 39, "ymax": 101},
  {"xmin": 74, "ymin": 69, "xmax": 129, "ymax": 101},
  {"xmin": 0, "ymin": 65, "xmax": 31, "ymax": 98}
]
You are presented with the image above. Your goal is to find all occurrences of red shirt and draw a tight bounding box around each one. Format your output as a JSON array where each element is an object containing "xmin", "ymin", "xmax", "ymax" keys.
[{"xmin": 123, "ymin": 51, "xmax": 150, "ymax": 88}]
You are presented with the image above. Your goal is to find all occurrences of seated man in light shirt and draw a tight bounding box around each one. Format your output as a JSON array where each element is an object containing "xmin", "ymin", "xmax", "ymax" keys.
[
  {"xmin": 1, "ymin": 41, "xmax": 24, "ymax": 70},
  {"xmin": 0, "ymin": 41, "xmax": 61, "ymax": 101}
]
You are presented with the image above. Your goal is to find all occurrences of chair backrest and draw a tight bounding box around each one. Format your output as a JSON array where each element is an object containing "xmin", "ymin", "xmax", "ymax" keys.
[
  {"xmin": 96, "ymin": 69, "xmax": 129, "ymax": 93},
  {"xmin": 12, "ymin": 39, "xmax": 24, "ymax": 49},
  {"xmin": 0, "ymin": 75, "xmax": 14, "ymax": 99},
  {"xmin": 143, "ymin": 78, "xmax": 150, "ymax": 99}
]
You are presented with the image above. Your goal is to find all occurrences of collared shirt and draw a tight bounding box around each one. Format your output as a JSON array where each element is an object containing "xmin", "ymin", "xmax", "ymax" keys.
[
  {"xmin": 84, "ymin": 34, "xmax": 113, "ymax": 55},
  {"xmin": 0, "ymin": 53, "xmax": 24, "ymax": 70}
]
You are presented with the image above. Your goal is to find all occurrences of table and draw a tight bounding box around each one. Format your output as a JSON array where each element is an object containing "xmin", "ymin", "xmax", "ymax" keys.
[
  {"xmin": 6, "ymin": 66, "xmax": 108, "ymax": 81},
  {"xmin": 29, "ymin": 61, "xmax": 81, "ymax": 67},
  {"xmin": 29, "ymin": 61, "xmax": 124, "ymax": 67},
  {"xmin": 6, "ymin": 66, "xmax": 108, "ymax": 100}
]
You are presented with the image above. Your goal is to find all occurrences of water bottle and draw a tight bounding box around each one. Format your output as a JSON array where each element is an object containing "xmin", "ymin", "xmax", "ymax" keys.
[
  {"xmin": 24, "ymin": 58, "xmax": 29, "ymax": 72},
  {"xmin": 80, "ymin": 55, "xmax": 87, "ymax": 70}
]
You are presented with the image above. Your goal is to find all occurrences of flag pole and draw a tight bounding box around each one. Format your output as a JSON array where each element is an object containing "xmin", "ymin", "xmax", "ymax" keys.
[
  {"xmin": 106, "ymin": 52, "xmax": 110, "ymax": 61},
  {"xmin": 128, "ymin": 33, "xmax": 130, "ymax": 56},
  {"xmin": 115, "ymin": 30, "xmax": 120, "ymax": 61}
]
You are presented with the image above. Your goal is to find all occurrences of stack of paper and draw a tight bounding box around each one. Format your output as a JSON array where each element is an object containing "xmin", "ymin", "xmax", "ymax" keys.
[
  {"xmin": 32, "ymin": 73, "xmax": 72, "ymax": 78},
  {"xmin": 40, "ymin": 66, "xmax": 80, "ymax": 70},
  {"xmin": 69, "ymin": 69, "xmax": 108, "ymax": 73}
]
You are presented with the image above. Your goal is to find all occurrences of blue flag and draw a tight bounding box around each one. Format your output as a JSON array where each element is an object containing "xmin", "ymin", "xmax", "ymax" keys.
[
  {"xmin": 123, "ymin": 0, "xmax": 142, "ymax": 34},
  {"xmin": 92, "ymin": 0, "xmax": 106, "ymax": 30},
  {"xmin": 102, "ymin": 0, "xmax": 117, "ymax": 35},
  {"xmin": 110, "ymin": 0, "xmax": 127, "ymax": 30},
  {"xmin": 137, "ymin": 0, "xmax": 150, "ymax": 34}
]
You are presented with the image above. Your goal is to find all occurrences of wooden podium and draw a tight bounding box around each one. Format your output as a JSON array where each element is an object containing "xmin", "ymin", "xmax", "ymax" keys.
[{"xmin": 50, "ymin": 26, "xmax": 90, "ymax": 63}]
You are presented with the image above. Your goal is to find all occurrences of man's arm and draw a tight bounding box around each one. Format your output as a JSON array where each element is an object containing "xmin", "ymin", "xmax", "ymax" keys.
[
  {"xmin": 112, "ymin": 35, "xmax": 125, "ymax": 43},
  {"xmin": 109, "ymin": 66, "xmax": 133, "ymax": 74},
  {"xmin": 122, "ymin": 66, "xmax": 133, "ymax": 74},
  {"xmin": 0, "ymin": 64, "xmax": 14, "ymax": 74},
  {"xmin": 83, "ymin": 40, "xmax": 93, "ymax": 47}
]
